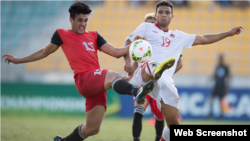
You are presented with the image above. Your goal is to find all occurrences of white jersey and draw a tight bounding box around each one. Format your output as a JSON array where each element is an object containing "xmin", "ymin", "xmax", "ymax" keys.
[{"xmin": 127, "ymin": 22, "xmax": 196, "ymax": 77}]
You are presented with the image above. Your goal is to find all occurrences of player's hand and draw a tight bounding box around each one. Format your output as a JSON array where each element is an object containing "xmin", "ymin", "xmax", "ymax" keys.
[
  {"xmin": 2, "ymin": 54, "xmax": 20, "ymax": 64},
  {"xmin": 124, "ymin": 61, "xmax": 133, "ymax": 73},
  {"xmin": 229, "ymin": 26, "xmax": 243, "ymax": 36},
  {"xmin": 134, "ymin": 35, "xmax": 147, "ymax": 41}
]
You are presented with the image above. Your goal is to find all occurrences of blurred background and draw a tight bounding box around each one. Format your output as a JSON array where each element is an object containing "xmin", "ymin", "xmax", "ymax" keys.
[{"xmin": 1, "ymin": 0, "xmax": 250, "ymax": 130}]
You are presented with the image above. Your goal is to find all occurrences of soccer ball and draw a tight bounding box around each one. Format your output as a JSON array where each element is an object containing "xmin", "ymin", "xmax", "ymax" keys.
[{"xmin": 129, "ymin": 39, "xmax": 152, "ymax": 63}]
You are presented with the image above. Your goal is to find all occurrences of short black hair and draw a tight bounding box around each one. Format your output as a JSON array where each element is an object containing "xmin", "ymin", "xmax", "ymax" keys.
[
  {"xmin": 156, "ymin": 0, "xmax": 174, "ymax": 14},
  {"xmin": 69, "ymin": 1, "xmax": 92, "ymax": 20}
]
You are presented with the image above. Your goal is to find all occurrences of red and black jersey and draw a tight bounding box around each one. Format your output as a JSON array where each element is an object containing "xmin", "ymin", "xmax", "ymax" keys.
[{"xmin": 51, "ymin": 29, "xmax": 107, "ymax": 75}]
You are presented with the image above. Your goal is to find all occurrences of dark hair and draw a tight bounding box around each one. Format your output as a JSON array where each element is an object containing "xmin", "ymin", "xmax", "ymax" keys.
[
  {"xmin": 69, "ymin": 2, "xmax": 92, "ymax": 20},
  {"xmin": 219, "ymin": 54, "xmax": 224, "ymax": 59},
  {"xmin": 155, "ymin": 0, "xmax": 174, "ymax": 14}
]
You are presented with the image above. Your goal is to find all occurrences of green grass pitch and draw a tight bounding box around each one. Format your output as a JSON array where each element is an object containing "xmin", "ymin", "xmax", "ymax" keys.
[{"xmin": 1, "ymin": 115, "xmax": 249, "ymax": 141}]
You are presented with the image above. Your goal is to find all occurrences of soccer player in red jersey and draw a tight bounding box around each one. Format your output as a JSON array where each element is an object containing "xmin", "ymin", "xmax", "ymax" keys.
[{"xmin": 1, "ymin": 2, "xmax": 159, "ymax": 141}]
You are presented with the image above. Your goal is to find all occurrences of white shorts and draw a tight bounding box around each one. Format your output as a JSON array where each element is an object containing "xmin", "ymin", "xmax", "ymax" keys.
[{"xmin": 134, "ymin": 66, "xmax": 180, "ymax": 111}]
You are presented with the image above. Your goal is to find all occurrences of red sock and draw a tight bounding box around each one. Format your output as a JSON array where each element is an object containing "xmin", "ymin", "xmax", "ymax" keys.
[{"xmin": 160, "ymin": 136, "xmax": 166, "ymax": 141}]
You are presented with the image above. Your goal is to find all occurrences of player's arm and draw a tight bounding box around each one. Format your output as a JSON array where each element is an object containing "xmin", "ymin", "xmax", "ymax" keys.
[
  {"xmin": 130, "ymin": 61, "xmax": 138, "ymax": 75},
  {"xmin": 100, "ymin": 43, "xmax": 130, "ymax": 59},
  {"xmin": 123, "ymin": 61, "xmax": 138, "ymax": 82},
  {"xmin": 192, "ymin": 26, "xmax": 243, "ymax": 46},
  {"xmin": 123, "ymin": 39, "xmax": 133, "ymax": 73},
  {"xmin": 2, "ymin": 43, "xmax": 60, "ymax": 64},
  {"xmin": 98, "ymin": 32, "xmax": 130, "ymax": 58},
  {"xmin": 122, "ymin": 35, "xmax": 147, "ymax": 73},
  {"xmin": 174, "ymin": 55, "xmax": 183, "ymax": 74},
  {"xmin": 122, "ymin": 23, "xmax": 146, "ymax": 73},
  {"xmin": 101, "ymin": 35, "xmax": 146, "ymax": 59}
]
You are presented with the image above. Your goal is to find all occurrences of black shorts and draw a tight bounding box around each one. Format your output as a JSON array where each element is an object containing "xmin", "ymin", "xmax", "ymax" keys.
[{"xmin": 211, "ymin": 88, "xmax": 226, "ymax": 99}]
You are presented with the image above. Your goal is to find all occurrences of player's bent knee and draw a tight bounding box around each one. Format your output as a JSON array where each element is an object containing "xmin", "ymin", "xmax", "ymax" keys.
[
  {"xmin": 111, "ymin": 71, "xmax": 122, "ymax": 81},
  {"xmin": 106, "ymin": 70, "xmax": 122, "ymax": 81},
  {"xmin": 104, "ymin": 70, "xmax": 122, "ymax": 90},
  {"xmin": 141, "ymin": 65, "xmax": 154, "ymax": 82},
  {"xmin": 171, "ymin": 120, "xmax": 180, "ymax": 125},
  {"xmin": 166, "ymin": 118, "xmax": 180, "ymax": 127},
  {"xmin": 87, "ymin": 127, "xmax": 100, "ymax": 136}
]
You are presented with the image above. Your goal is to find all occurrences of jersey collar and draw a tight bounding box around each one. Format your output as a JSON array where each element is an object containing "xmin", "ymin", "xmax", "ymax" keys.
[
  {"xmin": 154, "ymin": 23, "xmax": 169, "ymax": 32},
  {"xmin": 69, "ymin": 29, "xmax": 86, "ymax": 35}
]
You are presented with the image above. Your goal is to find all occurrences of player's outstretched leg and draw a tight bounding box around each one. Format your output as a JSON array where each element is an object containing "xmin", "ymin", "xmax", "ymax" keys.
[
  {"xmin": 135, "ymin": 80, "xmax": 155, "ymax": 104},
  {"xmin": 141, "ymin": 58, "xmax": 175, "ymax": 83},
  {"xmin": 153, "ymin": 58, "xmax": 175, "ymax": 79},
  {"xmin": 53, "ymin": 135, "xmax": 63, "ymax": 141},
  {"xmin": 53, "ymin": 124, "xmax": 86, "ymax": 141}
]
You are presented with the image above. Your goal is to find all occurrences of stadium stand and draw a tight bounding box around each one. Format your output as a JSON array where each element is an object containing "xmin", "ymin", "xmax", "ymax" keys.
[
  {"xmin": 1, "ymin": 1, "xmax": 62, "ymax": 50},
  {"xmin": 87, "ymin": 1, "xmax": 249, "ymax": 76},
  {"xmin": 1, "ymin": 1, "xmax": 249, "ymax": 81},
  {"xmin": 1, "ymin": 1, "xmax": 74, "ymax": 83}
]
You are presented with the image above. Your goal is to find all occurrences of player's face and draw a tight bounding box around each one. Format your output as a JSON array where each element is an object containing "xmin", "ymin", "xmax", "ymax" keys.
[
  {"xmin": 155, "ymin": 6, "xmax": 174, "ymax": 28},
  {"xmin": 146, "ymin": 18, "xmax": 156, "ymax": 23},
  {"xmin": 70, "ymin": 14, "xmax": 89, "ymax": 34}
]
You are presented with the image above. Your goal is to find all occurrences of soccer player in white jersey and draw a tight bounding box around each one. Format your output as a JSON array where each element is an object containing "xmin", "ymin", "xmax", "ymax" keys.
[
  {"xmin": 123, "ymin": 1, "xmax": 243, "ymax": 141},
  {"xmin": 130, "ymin": 13, "xmax": 183, "ymax": 141}
]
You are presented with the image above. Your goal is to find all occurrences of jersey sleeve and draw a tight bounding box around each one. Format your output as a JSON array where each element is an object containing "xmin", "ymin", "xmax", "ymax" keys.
[
  {"xmin": 180, "ymin": 31, "xmax": 196, "ymax": 49},
  {"xmin": 96, "ymin": 32, "xmax": 107, "ymax": 48},
  {"xmin": 51, "ymin": 30, "xmax": 63, "ymax": 46},
  {"xmin": 126, "ymin": 23, "xmax": 146, "ymax": 42}
]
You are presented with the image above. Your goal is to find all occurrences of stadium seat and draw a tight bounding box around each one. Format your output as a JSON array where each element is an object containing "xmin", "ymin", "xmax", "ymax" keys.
[
  {"xmin": 84, "ymin": 1, "xmax": 250, "ymax": 75},
  {"xmin": 2, "ymin": 1, "xmax": 245, "ymax": 75},
  {"xmin": 1, "ymin": 1, "xmax": 72, "ymax": 71}
]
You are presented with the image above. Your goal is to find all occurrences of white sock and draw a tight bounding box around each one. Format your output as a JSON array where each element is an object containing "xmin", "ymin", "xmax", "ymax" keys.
[
  {"xmin": 162, "ymin": 126, "xmax": 170, "ymax": 141},
  {"xmin": 145, "ymin": 60, "xmax": 157, "ymax": 76}
]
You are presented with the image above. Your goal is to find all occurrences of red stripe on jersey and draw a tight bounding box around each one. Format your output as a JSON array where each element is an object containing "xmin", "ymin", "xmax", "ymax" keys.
[
  {"xmin": 154, "ymin": 23, "xmax": 169, "ymax": 32},
  {"xmin": 146, "ymin": 61, "xmax": 152, "ymax": 75}
]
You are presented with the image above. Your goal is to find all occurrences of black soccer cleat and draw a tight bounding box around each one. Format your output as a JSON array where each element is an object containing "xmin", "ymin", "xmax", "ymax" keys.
[
  {"xmin": 135, "ymin": 80, "xmax": 155, "ymax": 104},
  {"xmin": 54, "ymin": 135, "xmax": 63, "ymax": 141}
]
